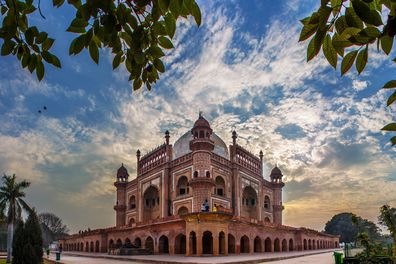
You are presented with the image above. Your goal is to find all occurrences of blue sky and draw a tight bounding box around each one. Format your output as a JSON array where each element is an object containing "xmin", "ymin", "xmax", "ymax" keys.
[{"xmin": 0, "ymin": 0, "xmax": 395, "ymax": 233}]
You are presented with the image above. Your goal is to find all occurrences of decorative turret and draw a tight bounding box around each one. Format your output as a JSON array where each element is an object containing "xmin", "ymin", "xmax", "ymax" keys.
[
  {"xmin": 116, "ymin": 163, "xmax": 129, "ymax": 182},
  {"xmin": 270, "ymin": 165, "xmax": 285, "ymax": 225},
  {"xmin": 232, "ymin": 130, "xmax": 237, "ymax": 145},
  {"xmin": 270, "ymin": 166, "xmax": 283, "ymax": 183},
  {"xmin": 165, "ymin": 130, "xmax": 170, "ymax": 145},
  {"xmin": 114, "ymin": 163, "xmax": 128, "ymax": 227},
  {"xmin": 189, "ymin": 113, "xmax": 215, "ymax": 212}
]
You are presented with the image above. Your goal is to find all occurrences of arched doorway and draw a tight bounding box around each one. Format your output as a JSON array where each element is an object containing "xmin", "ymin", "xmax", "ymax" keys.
[
  {"xmin": 308, "ymin": 239, "xmax": 312, "ymax": 250},
  {"xmin": 177, "ymin": 206, "xmax": 189, "ymax": 216},
  {"xmin": 274, "ymin": 238, "xmax": 280, "ymax": 252},
  {"xmin": 108, "ymin": 239, "xmax": 114, "ymax": 250},
  {"xmin": 134, "ymin": 237, "xmax": 141, "ymax": 248},
  {"xmin": 313, "ymin": 239, "xmax": 316, "ymax": 249},
  {"xmin": 143, "ymin": 186, "xmax": 160, "ymax": 221},
  {"xmin": 282, "ymin": 239, "xmax": 287, "ymax": 252},
  {"xmin": 254, "ymin": 236, "xmax": 262, "ymax": 252},
  {"xmin": 289, "ymin": 239, "xmax": 294, "ymax": 251},
  {"xmin": 159, "ymin": 235, "xmax": 169, "ymax": 254},
  {"xmin": 95, "ymin": 241, "xmax": 100, "ymax": 252},
  {"xmin": 303, "ymin": 239, "xmax": 307, "ymax": 250},
  {"xmin": 240, "ymin": 235, "xmax": 249, "ymax": 253},
  {"xmin": 175, "ymin": 234, "xmax": 186, "ymax": 254},
  {"xmin": 228, "ymin": 234, "xmax": 236, "ymax": 253},
  {"xmin": 90, "ymin": 241, "xmax": 94, "ymax": 252},
  {"xmin": 241, "ymin": 186, "xmax": 258, "ymax": 219},
  {"xmin": 125, "ymin": 238, "xmax": 131, "ymax": 248},
  {"xmin": 202, "ymin": 231, "xmax": 213, "ymax": 254},
  {"xmin": 116, "ymin": 239, "xmax": 122, "ymax": 249},
  {"xmin": 189, "ymin": 231, "xmax": 197, "ymax": 255},
  {"xmin": 218, "ymin": 232, "xmax": 226, "ymax": 255},
  {"xmin": 145, "ymin": 237, "xmax": 154, "ymax": 253},
  {"xmin": 334, "ymin": 241, "xmax": 338, "ymax": 248},
  {"xmin": 265, "ymin": 237, "xmax": 272, "ymax": 252}
]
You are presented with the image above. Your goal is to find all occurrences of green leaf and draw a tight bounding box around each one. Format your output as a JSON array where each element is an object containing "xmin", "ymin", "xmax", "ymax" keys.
[
  {"xmin": 153, "ymin": 58, "xmax": 165, "ymax": 73},
  {"xmin": 89, "ymin": 41, "xmax": 99, "ymax": 64},
  {"xmin": 113, "ymin": 53, "xmax": 122, "ymax": 70},
  {"xmin": 191, "ymin": 1, "xmax": 201, "ymax": 26},
  {"xmin": 158, "ymin": 36, "xmax": 174, "ymax": 49},
  {"xmin": 335, "ymin": 16, "xmax": 348, "ymax": 34},
  {"xmin": 70, "ymin": 35, "xmax": 85, "ymax": 55},
  {"xmin": 323, "ymin": 34, "xmax": 338, "ymax": 68},
  {"xmin": 133, "ymin": 78, "xmax": 142, "ymax": 91},
  {"xmin": 51, "ymin": 54, "xmax": 61, "ymax": 68},
  {"xmin": 299, "ymin": 23, "xmax": 318, "ymax": 42},
  {"xmin": 134, "ymin": 52, "xmax": 145, "ymax": 64},
  {"xmin": 387, "ymin": 90, "xmax": 396, "ymax": 106},
  {"xmin": 341, "ymin": 50, "xmax": 358, "ymax": 75},
  {"xmin": 1, "ymin": 40, "xmax": 15, "ymax": 56},
  {"xmin": 391, "ymin": 136, "xmax": 396, "ymax": 146},
  {"xmin": 383, "ymin": 80, "xmax": 396, "ymax": 89},
  {"xmin": 148, "ymin": 46, "xmax": 165, "ymax": 58},
  {"xmin": 53, "ymin": 0, "xmax": 65, "ymax": 7},
  {"xmin": 345, "ymin": 7, "xmax": 364, "ymax": 29},
  {"xmin": 380, "ymin": 35, "xmax": 393, "ymax": 55},
  {"xmin": 381, "ymin": 123, "xmax": 396, "ymax": 131},
  {"xmin": 169, "ymin": 0, "xmax": 182, "ymax": 17},
  {"xmin": 28, "ymin": 54, "xmax": 37, "ymax": 73},
  {"xmin": 307, "ymin": 36, "xmax": 320, "ymax": 61},
  {"xmin": 355, "ymin": 47, "xmax": 368, "ymax": 74},
  {"xmin": 42, "ymin": 51, "xmax": 53, "ymax": 64},
  {"xmin": 352, "ymin": 0, "xmax": 383, "ymax": 26},
  {"xmin": 36, "ymin": 32, "xmax": 48, "ymax": 44},
  {"xmin": 36, "ymin": 60, "xmax": 44, "ymax": 81},
  {"xmin": 158, "ymin": 0, "xmax": 170, "ymax": 13},
  {"xmin": 359, "ymin": 26, "xmax": 381, "ymax": 38},
  {"xmin": 67, "ymin": 18, "xmax": 88, "ymax": 33},
  {"xmin": 42, "ymin": 38, "xmax": 55, "ymax": 51},
  {"xmin": 164, "ymin": 13, "xmax": 176, "ymax": 38}
]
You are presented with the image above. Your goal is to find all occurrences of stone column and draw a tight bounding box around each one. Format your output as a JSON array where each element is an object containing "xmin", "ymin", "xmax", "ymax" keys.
[
  {"xmin": 213, "ymin": 235, "xmax": 219, "ymax": 256},
  {"xmin": 186, "ymin": 234, "xmax": 191, "ymax": 256},
  {"xmin": 197, "ymin": 233, "xmax": 203, "ymax": 256},
  {"xmin": 249, "ymin": 238, "xmax": 254, "ymax": 254},
  {"xmin": 225, "ymin": 234, "xmax": 229, "ymax": 255}
]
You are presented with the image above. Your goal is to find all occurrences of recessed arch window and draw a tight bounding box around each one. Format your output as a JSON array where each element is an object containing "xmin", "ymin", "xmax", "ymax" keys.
[
  {"xmin": 215, "ymin": 176, "xmax": 225, "ymax": 196},
  {"xmin": 206, "ymin": 171, "xmax": 210, "ymax": 178},
  {"xmin": 129, "ymin": 195, "xmax": 136, "ymax": 209},
  {"xmin": 177, "ymin": 176, "xmax": 189, "ymax": 196},
  {"xmin": 193, "ymin": 171, "xmax": 198, "ymax": 178},
  {"xmin": 264, "ymin": 195, "xmax": 270, "ymax": 210}
]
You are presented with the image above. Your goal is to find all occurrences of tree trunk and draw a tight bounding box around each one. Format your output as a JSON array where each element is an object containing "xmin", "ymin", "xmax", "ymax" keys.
[{"xmin": 6, "ymin": 222, "xmax": 13, "ymax": 263}]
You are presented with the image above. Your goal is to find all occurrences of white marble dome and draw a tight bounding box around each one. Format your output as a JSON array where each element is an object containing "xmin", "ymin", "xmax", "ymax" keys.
[{"xmin": 173, "ymin": 130, "xmax": 229, "ymax": 159}]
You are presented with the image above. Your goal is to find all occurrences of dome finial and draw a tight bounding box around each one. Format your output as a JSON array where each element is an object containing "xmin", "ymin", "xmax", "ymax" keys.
[{"xmin": 199, "ymin": 110, "xmax": 203, "ymax": 118}]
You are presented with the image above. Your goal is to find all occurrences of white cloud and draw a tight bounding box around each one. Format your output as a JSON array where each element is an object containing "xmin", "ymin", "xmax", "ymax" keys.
[{"xmin": 352, "ymin": 80, "xmax": 369, "ymax": 91}]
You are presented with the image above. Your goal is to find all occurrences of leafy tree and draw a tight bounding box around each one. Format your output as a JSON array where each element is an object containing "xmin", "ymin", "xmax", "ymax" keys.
[
  {"xmin": 39, "ymin": 212, "xmax": 69, "ymax": 246},
  {"xmin": 299, "ymin": 0, "xmax": 396, "ymax": 144},
  {"xmin": 378, "ymin": 205, "xmax": 396, "ymax": 256},
  {"xmin": 0, "ymin": 0, "xmax": 201, "ymax": 91},
  {"xmin": 12, "ymin": 211, "xmax": 43, "ymax": 264},
  {"xmin": 325, "ymin": 212, "xmax": 382, "ymax": 243},
  {"xmin": 25, "ymin": 210, "xmax": 43, "ymax": 263},
  {"xmin": 0, "ymin": 174, "xmax": 32, "ymax": 263}
]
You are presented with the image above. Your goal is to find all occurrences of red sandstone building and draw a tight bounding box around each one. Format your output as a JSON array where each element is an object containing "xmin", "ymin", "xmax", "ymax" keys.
[{"xmin": 60, "ymin": 115, "xmax": 339, "ymax": 256}]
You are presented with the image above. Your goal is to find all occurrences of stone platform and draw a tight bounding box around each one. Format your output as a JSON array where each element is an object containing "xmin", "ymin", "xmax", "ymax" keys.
[{"xmin": 50, "ymin": 249, "xmax": 340, "ymax": 264}]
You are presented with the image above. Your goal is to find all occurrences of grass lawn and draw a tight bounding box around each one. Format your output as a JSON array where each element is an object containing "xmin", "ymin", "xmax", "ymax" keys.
[{"xmin": 0, "ymin": 259, "xmax": 52, "ymax": 264}]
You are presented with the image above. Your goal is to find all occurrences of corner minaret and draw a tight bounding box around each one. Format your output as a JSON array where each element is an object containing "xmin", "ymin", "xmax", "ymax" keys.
[
  {"xmin": 270, "ymin": 166, "xmax": 284, "ymax": 225},
  {"xmin": 114, "ymin": 164, "xmax": 128, "ymax": 227},
  {"xmin": 189, "ymin": 113, "xmax": 216, "ymax": 212}
]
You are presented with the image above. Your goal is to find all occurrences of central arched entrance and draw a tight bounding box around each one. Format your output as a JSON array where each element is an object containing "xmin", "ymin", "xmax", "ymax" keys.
[
  {"xmin": 240, "ymin": 235, "xmax": 249, "ymax": 253},
  {"xmin": 175, "ymin": 234, "xmax": 186, "ymax": 254},
  {"xmin": 219, "ymin": 231, "xmax": 226, "ymax": 255},
  {"xmin": 143, "ymin": 186, "xmax": 160, "ymax": 221},
  {"xmin": 159, "ymin": 235, "xmax": 169, "ymax": 254},
  {"xmin": 202, "ymin": 231, "xmax": 213, "ymax": 254},
  {"xmin": 228, "ymin": 234, "xmax": 236, "ymax": 253}
]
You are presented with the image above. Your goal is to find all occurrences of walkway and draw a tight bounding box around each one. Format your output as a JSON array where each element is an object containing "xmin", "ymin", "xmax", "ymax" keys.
[{"xmin": 49, "ymin": 249, "xmax": 339, "ymax": 264}]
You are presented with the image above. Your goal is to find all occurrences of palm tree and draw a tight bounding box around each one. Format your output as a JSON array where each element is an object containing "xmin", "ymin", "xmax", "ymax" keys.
[{"xmin": 0, "ymin": 174, "xmax": 31, "ymax": 263}]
